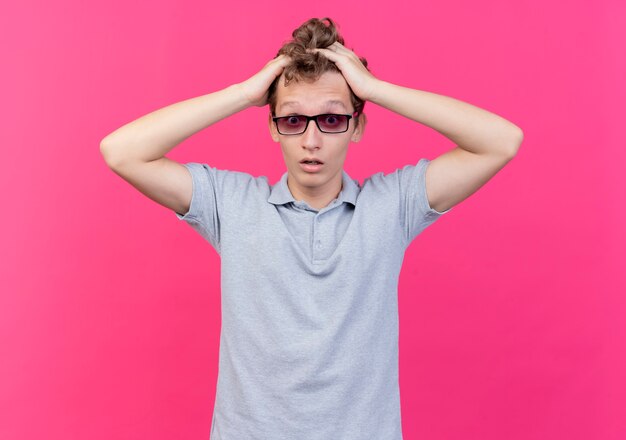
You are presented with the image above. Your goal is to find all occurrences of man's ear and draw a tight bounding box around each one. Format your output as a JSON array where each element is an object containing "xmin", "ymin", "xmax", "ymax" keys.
[
  {"xmin": 351, "ymin": 113, "xmax": 367, "ymax": 143},
  {"xmin": 268, "ymin": 112, "xmax": 280, "ymax": 142}
]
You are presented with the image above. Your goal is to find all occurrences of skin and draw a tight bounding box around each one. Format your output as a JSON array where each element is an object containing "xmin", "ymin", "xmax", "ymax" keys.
[
  {"xmin": 268, "ymin": 71, "xmax": 365, "ymax": 210},
  {"xmin": 101, "ymin": 39, "xmax": 522, "ymax": 225},
  {"xmin": 249, "ymin": 42, "xmax": 522, "ymax": 215},
  {"xmin": 312, "ymin": 43, "xmax": 523, "ymax": 214}
]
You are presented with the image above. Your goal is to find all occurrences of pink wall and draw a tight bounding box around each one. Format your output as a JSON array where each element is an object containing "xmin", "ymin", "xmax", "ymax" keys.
[{"xmin": 1, "ymin": 1, "xmax": 624, "ymax": 439}]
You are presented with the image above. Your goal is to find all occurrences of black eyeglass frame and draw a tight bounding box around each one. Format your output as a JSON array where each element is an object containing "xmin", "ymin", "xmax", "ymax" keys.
[{"xmin": 272, "ymin": 112, "xmax": 359, "ymax": 135}]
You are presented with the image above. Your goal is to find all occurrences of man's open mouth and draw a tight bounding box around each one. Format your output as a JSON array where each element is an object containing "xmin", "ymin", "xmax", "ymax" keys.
[{"xmin": 301, "ymin": 159, "xmax": 324, "ymax": 165}]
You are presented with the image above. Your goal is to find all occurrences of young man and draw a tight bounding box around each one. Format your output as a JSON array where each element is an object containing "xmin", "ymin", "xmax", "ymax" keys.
[{"xmin": 100, "ymin": 17, "xmax": 522, "ymax": 440}]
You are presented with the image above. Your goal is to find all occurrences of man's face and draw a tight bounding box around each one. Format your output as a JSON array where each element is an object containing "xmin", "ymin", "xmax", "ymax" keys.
[{"xmin": 269, "ymin": 70, "xmax": 364, "ymax": 197}]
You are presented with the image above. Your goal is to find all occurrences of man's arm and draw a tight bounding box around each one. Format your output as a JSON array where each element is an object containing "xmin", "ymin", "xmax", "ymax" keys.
[
  {"xmin": 99, "ymin": 55, "xmax": 290, "ymax": 215},
  {"xmin": 99, "ymin": 84, "xmax": 252, "ymax": 215},
  {"xmin": 368, "ymin": 81, "xmax": 523, "ymax": 213},
  {"xmin": 312, "ymin": 43, "xmax": 524, "ymax": 213}
]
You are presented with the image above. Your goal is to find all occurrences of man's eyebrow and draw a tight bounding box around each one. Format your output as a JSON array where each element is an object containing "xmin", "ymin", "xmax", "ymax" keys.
[{"xmin": 280, "ymin": 100, "xmax": 349, "ymax": 113}]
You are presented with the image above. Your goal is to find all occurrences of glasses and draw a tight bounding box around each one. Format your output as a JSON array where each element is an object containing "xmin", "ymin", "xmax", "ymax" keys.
[{"xmin": 272, "ymin": 112, "xmax": 358, "ymax": 135}]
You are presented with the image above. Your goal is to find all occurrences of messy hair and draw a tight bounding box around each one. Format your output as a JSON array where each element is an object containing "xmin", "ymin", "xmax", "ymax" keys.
[{"xmin": 267, "ymin": 17, "xmax": 369, "ymax": 126}]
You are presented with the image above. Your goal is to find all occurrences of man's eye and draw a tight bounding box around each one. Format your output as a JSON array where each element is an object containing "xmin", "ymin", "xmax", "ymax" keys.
[
  {"xmin": 286, "ymin": 116, "xmax": 301, "ymax": 125},
  {"xmin": 323, "ymin": 115, "xmax": 339, "ymax": 125}
]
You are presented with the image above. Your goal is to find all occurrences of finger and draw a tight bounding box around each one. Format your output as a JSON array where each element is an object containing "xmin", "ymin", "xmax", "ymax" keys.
[
  {"xmin": 273, "ymin": 54, "xmax": 291, "ymax": 67},
  {"xmin": 309, "ymin": 47, "xmax": 340, "ymax": 61},
  {"xmin": 328, "ymin": 42, "xmax": 350, "ymax": 53},
  {"xmin": 325, "ymin": 43, "xmax": 348, "ymax": 55},
  {"xmin": 332, "ymin": 44, "xmax": 359, "ymax": 60}
]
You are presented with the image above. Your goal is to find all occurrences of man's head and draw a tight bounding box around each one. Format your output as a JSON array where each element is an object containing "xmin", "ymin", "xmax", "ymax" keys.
[
  {"xmin": 267, "ymin": 17, "xmax": 368, "ymax": 121},
  {"xmin": 267, "ymin": 17, "xmax": 370, "ymax": 201}
]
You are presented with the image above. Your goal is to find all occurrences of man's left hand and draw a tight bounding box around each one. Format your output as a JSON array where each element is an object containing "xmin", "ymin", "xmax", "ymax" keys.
[{"xmin": 309, "ymin": 42, "xmax": 380, "ymax": 102}]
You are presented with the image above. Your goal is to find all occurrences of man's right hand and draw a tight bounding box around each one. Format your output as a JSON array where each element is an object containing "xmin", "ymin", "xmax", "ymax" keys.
[
  {"xmin": 100, "ymin": 54, "xmax": 292, "ymax": 218},
  {"xmin": 237, "ymin": 54, "xmax": 291, "ymax": 108}
]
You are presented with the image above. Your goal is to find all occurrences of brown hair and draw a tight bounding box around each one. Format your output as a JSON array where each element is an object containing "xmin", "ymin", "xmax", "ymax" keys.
[{"xmin": 267, "ymin": 17, "xmax": 369, "ymax": 126}]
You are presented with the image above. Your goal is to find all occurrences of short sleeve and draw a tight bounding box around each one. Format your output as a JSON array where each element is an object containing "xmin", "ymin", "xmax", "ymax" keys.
[
  {"xmin": 398, "ymin": 158, "xmax": 452, "ymax": 244},
  {"xmin": 174, "ymin": 162, "xmax": 223, "ymax": 253}
]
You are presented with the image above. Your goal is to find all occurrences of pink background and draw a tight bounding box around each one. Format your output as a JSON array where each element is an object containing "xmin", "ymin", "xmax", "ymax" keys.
[{"xmin": 1, "ymin": 1, "xmax": 624, "ymax": 439}]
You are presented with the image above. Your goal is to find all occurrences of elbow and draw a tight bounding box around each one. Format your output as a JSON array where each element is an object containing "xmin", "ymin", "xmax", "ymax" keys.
[
  {"xmin": 506, "ymin": 126, "xmax": 524, "ymax": 157},
  {"xmin": 99, "ymin": 139, "xmax": 124, "ymax": 169},
  {"xmin": 99, "ymin": 139, "xmax": 114, "ymax": 166}
]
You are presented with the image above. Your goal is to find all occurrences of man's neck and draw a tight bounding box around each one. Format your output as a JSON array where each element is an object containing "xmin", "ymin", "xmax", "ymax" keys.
[{"xmin": 287, "ymin": 173, "xmax": 343, "ymax": 211}]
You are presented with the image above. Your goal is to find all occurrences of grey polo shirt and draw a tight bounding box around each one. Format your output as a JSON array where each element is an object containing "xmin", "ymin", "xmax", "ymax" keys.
[{"xmin": 175, "ymin": 158, "xmax": 451, "ymax": 440}]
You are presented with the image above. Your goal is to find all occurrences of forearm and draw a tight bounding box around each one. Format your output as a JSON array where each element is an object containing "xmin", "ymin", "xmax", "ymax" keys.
[
  {"xmin": 368, "ymin": 80, "xmax": 523, "ymax": 156},
  {"xmin": 100, "ymin": 83, "xmax": 250, "ymax": 166}
]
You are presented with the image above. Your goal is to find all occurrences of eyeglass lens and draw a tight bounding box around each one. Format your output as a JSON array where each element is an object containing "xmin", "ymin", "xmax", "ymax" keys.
[{"xmin": 277, "ymin": 114, "xmax": 349, "ymax": 134}]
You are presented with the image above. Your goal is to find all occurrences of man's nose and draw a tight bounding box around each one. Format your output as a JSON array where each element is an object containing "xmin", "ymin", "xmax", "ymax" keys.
[{"xmin": 301, "ymin": 119, "xmax": 321, "ymax": 149}]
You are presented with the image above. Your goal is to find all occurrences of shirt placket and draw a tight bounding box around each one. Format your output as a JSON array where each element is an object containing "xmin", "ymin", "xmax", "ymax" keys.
[{"xmin": 312, "ymin": 201, "xmax": 341, "ymax": 263}]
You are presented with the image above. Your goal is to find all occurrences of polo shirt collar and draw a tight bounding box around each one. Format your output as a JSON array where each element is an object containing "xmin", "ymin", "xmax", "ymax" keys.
[{"xmin": 268, "ymin": 170, "xmax": 360, "ymax": 207}]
